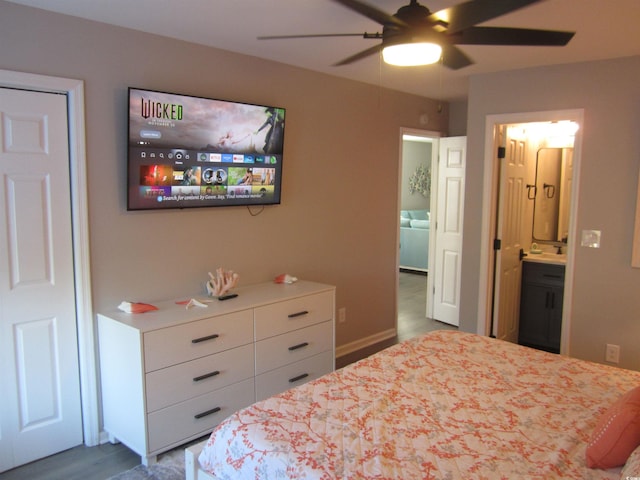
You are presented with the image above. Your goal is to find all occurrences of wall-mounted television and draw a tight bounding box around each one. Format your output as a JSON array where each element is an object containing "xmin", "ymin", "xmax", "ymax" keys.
[{"xmin": 127, "ymin": 87, "xmax": 285, "ymax": 210}]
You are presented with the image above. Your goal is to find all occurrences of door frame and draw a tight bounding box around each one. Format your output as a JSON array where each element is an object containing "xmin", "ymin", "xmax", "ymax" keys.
[
  {"xmin": 477, "ymin": 109, "xmax": 584, "ymax": 355},
  {"xmin": 0, "ymin": 69, "xmax": 98, "ymax": 446}
]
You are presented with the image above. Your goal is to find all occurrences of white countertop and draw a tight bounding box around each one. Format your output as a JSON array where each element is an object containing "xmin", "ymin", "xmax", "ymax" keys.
[{"xmin": 524, "ymin": 252, "xmax": 567, "ymax": 265}]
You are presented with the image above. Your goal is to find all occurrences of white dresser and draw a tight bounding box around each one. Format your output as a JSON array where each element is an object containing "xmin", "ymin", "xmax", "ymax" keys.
[{"xmin": 97, "ymin": 280, "xmax": 335, "ymax": 465}]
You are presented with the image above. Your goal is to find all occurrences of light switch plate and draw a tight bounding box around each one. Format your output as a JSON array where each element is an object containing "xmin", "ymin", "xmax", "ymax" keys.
[{"xmin": 581, "ymin": 230, "xmax": 601, "ymax": 248}]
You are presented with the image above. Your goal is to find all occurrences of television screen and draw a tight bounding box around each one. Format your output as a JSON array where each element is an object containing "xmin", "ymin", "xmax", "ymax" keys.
[{"xmin": 127, "ymin": 88, "xmax": 285, "ymax": 210}]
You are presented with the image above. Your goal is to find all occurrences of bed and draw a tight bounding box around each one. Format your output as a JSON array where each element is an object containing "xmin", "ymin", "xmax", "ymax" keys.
[{"xmin": 186, "ymin": 330, "xmax": 640, "ymax": 479}]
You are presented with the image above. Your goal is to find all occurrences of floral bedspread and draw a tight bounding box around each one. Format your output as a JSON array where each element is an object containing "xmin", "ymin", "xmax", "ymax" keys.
[{"xmin": 198, "ymin": 330, "xmax": 640, "ymax": 479}]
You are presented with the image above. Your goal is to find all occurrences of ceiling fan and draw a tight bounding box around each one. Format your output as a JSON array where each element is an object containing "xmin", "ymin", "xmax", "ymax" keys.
[{"xmin": 257, "ymin": 0, "xmax": 575, "ymax": 69}]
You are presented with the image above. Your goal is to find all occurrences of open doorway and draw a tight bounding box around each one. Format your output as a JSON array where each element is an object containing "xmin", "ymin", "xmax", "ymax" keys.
[
  {"xmin": 397, "ymin": 130, "xmax": 467, "ymax": 332},
  {"xmin": 399, "ymin": 131, "xmax": 437, "ymax": 273},
  {"xmin": 478, "ymin": 110, "xmax": 584, "ymax": 355},
  {"xmin": 397, "ymin": 129, "xmax": 439, "ymax": 338}
]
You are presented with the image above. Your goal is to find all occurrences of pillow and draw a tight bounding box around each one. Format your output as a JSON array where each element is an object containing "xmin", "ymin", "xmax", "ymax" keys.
[
  {"xmin": 400, "ymin": 217, "xmax": 411, "ymax": 227},
  {"xmin": 586, "ymin": 386, "xmax": 640, "ymax": 469},
  {"xmin": 407, "ymin": 209, "xmax": 429, "ymax": 221},
  {"xmin": 409, "ymin": 219, "xmax": 430, "ymax": 229},
  {"xmin": 621, "ymin": 444, "xmax": 640, "ymax": 478}
]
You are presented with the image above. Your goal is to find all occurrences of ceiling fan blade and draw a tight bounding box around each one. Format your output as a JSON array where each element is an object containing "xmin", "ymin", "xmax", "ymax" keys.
[
  {"xmin": 441, "ymin": 44, "xmax": 474, "ymax": 70},
  {"xmin": 432, "ymin": 0, "xmax": 542, "ymax": 34},
  {"xmin": 258, "ymin": 33, "xmax": 366, "ymax": 40},
  {"xmin": 454, "ymin": 26, "xmax": 574, "ymax": 46},
  {"xmin": 330, "ymin": 0, "xmax": 408, "ymax": 28},
  {"xmin": 333, "ymin": 43, "xmax": 383, "ymax": 66}
]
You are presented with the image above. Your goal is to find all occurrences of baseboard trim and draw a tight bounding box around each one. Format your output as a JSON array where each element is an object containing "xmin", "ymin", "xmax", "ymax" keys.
[
  {"xmin": 399, "ymin": 267, "xmax": 428, "ymax": 275},
  {"xmin": 98, "ymin": 430, "xmax": 111, "ymax": 445},
  {"xmin": 335, "ymin": 328, "xmax": 397, "ymax": 358}
]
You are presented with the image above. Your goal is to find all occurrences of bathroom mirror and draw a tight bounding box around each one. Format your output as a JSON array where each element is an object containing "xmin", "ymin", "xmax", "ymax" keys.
[{"xmin": 531, "ymin": 147, "xmax": 573, "ymax": 244}]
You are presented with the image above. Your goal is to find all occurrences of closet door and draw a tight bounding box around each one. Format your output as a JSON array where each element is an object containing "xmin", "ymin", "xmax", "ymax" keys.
[{"xmin": 0, "ymin": 87, "xmax": 82, "ymax": 472}]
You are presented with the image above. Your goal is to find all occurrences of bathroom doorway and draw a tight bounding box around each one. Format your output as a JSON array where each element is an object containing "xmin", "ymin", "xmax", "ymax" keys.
[{"xmin": 478, "ymin": 110, "xmax": 584, "ymax": 354}]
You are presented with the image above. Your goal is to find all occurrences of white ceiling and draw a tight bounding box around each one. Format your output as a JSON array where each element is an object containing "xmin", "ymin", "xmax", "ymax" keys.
[{"xmin": 7, "ymin": 0, "xmax": 640, "ymax": 101}]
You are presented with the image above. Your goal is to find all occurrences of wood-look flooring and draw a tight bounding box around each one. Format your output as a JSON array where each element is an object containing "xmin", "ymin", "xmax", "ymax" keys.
[
  {"xmin": 0, "ymin": 442, "xmax": 141, "ymax": 480},
  {"xmin": 0, "ymin": 271, "xmax": 455, "ymax": 480},
  {"xmin": 336, "ymin": 271, "xmax": 457, "ymax": 368}
]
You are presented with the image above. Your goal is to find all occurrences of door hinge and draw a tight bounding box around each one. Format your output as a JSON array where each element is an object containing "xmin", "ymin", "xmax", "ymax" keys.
[
  {"xmin": 493, "ymin": 238, "xmax": 501, "ymax": 250},
  {"xmin": 497, "ymin": 146, "xmax": 506, "ymax": 159}
]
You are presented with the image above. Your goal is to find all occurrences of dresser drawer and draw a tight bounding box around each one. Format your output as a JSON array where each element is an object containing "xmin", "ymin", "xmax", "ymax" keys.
[
  {"xmin": 254, "ymin": 291, "xmax": 333, "ymax": 340},
  {"xmin": 255, "ymin": 350, "xmax": 334, "ymax": 401},
  {"xmin": 145, "ymin": 343, "xmax": 254, "ymax": 412},
  {"xmin": 147, "ymin": 378, "xmax": 254, "ymax": 453},
  {"xmin": 255, "ymin": 320, "xmax": 333, "ymax": 375},
  {"xmin": 144, "ymin": 310, "xmax": 253, "ymax": 372}
]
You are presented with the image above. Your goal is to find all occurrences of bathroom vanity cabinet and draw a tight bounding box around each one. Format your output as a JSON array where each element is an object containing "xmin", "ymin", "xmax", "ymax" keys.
[{"xmin": 518, "ymin": 261, "xmax": 565, "ymax": 353}]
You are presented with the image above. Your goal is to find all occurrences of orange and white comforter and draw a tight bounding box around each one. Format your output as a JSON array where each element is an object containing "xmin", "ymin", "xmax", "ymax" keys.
[{"xmin": 198, "ymin": 330, "xmax": 640, "ymax": 479}]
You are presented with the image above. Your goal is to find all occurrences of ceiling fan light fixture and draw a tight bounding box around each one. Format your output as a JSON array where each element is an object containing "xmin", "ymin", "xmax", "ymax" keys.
[{"xmin": 382, "ymin": 42, "xmax": 442, "ymax": 66}]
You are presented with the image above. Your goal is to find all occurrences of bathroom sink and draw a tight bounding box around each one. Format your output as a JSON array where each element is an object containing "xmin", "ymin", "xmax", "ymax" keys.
[{"xmin": 525, "ymin": 251, "xmax": 566, "ymax": 265}]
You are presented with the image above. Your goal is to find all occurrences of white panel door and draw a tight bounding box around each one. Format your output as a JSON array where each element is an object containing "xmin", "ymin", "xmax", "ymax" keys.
[
  {"xmin": 493, "ymin": 134, "xmax": 528, "ymax": 342},
  {"xmin": 432, "ymin": 137, "xmax": 466, "ymax": 326},
  {"xmin": 0, "ymin": 87, "xmax": 82, "ymax": 471}
]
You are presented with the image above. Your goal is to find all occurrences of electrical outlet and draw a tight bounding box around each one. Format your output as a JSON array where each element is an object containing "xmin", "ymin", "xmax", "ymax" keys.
[
  {"xmin": 605, "ymin": 344, "xmax": 620, "ymax": 364},
  {"xmin": 338, "ymin": 307, "xmax": 346, "ymax": 324}
]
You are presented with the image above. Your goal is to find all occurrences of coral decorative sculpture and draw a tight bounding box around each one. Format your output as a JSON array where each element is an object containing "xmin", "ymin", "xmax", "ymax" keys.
[
  {"xmin": 206, "ymin": 268, "xmax": 239, "ymax": 297},
  {"xmin": 274, "ymin": 273, "xmax": 298, "ymax": 284}
]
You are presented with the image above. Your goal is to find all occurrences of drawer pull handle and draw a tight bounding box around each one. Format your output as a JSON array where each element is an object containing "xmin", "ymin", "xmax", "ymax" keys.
[
  {"xmin": 289, "ymin": 373, "xmax": 309, "ymax": 383},
  {"xmin": 194, "ymin": 406, "xmax": 221, "ymax": 419},
  {"xmin": 193, "ymin": 370, "xmax": 220, "ymax": 382},
  {"xmin": 545, "ymin": 291, "xmax": 550, "ymax": 309},
  {"xmin": 288, "ymin": 310, "xmax": 309, "ymax": 319},
  {"xmin": 192, "ymin": 333, "xmax": 219, "ymax": 344},
  {"xmin": 288, "ymin": 342, "xmax": 309, "ymax": 351}
]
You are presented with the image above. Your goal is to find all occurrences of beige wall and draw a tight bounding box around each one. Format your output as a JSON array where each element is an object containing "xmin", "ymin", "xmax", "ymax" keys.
[
  {"xmin": 448, "ymin": 100, "xmax": 468, "ymax": 136},
  {"xmin": 0, "ymin": 1, "xmax": 449, "ymax": 350},
  {"xmin": 462, "ymin": 56, "xmax": 640, "ymax": 370}
]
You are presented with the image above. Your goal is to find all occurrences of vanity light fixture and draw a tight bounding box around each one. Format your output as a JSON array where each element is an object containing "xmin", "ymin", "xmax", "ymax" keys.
[
  {"xmin": 552, "ymin": 121, "xmax": 579, "ymax": 136},
  {"xmin": 546, "ymin": 121, "xmax": 580, "ymax": 147},
  {"xmin": 507, "ymin": 121, "xmax": 579, "ymax": 147}
]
